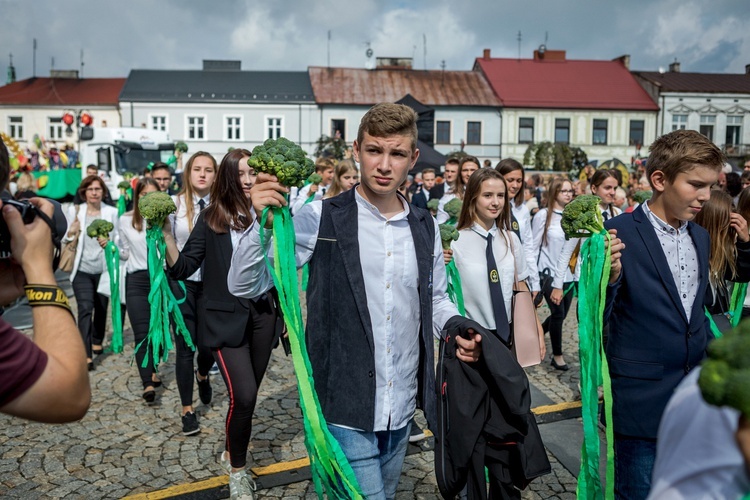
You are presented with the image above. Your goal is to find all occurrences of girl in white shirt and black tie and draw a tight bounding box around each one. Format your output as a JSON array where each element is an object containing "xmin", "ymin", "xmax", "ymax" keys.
[
  {"xmin": 169, "ymin": 152, "xmax": 217, "ymax": 435},
  {"xmin": 117, "ymin": 178, "xmax": 162, "ymax": 403},
  {"xmin": 589, "ymin": 169, "xmax": 621, "ymax": 221},
  {"xmin": 447, "ymin": 168, "xmax": 545, "ymax": 497}
]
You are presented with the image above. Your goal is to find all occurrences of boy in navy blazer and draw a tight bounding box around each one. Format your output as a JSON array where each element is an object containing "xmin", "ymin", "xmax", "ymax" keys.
[{"xmin": 604, "ymin": 129, "xmax": 725, "ymax": 499}]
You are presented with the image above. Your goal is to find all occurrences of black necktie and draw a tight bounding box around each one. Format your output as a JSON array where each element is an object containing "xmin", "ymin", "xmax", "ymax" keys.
[
  {"xmin": 198, "ymin": 199, "xmax": 206, "ymax": 212},
  {"xmin": 485, "ymin": 233, "xmax": 510, "ymax": 344},
  {"xmin": 602, "ymin": 210, "xmax": 609, "ymax": 221}
]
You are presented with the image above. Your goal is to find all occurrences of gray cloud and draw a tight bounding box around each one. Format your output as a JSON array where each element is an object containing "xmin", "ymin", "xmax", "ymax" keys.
[{"xmin": 0, "ymin": 0, "xmax": 747, "ymax": 80}]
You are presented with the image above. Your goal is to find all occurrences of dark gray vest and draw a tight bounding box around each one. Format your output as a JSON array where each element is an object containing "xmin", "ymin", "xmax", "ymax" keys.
[{"xmin": 306, "ymin": 188, "xmax": 438, "ymax": 432}]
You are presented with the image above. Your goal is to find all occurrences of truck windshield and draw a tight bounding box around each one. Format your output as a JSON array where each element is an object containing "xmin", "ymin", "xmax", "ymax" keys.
[{"xmin": 114, "ymin": 148, "xmax": 173, "ymax": 175}]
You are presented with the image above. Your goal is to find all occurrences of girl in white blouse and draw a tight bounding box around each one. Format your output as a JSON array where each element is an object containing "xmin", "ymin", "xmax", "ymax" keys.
[
  {"xmin": 531, "ymin": 177, "xmax": 576, "ymax": 370},
  {"xmin": 450, "ymin": 168, "xmax": 545, "ymax": 355},
  {"xmin": 117, "ymin": 178, "xmax": 162, "ymax": 403},
  {"xmin": 589, "ymin": 169, "xmax": 622, "ymax": 221}
]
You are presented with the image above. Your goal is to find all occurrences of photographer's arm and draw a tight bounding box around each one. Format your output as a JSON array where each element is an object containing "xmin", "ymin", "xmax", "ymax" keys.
[{"xmin": 0, "ymin": 198, "xmax": 90, "ymax": 423}]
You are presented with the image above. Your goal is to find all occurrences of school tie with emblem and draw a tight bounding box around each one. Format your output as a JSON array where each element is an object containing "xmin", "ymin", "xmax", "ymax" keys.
[{"xmin": 485, "ymin": 232, "xmax": 511, "ymax": 344}]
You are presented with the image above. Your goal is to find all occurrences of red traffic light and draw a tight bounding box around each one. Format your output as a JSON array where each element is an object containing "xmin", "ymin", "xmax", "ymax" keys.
[
  {"xmin": 80, "ymin": 112, "xmax": 93, "ymax": 126},
  {"xmin": 62, "ymin": 113, "xmax": 75, "ymax": 126}
]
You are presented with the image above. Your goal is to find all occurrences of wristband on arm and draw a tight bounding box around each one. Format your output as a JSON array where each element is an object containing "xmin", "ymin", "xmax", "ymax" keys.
[{"xmin": 24, "ymin": 285, "xmax": 74, "ymax": 318}]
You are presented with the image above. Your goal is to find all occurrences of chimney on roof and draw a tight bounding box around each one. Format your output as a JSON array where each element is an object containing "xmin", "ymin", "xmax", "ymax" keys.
[
  {"xmin": 50, "ymin": 69, "xmax": 79, "ymax": 79},
  {"xmin": 203, "ymin": 60, "xmax": 241, "ymax": 71},
  {"xmin": 375, "ymin": 57, "xmax": 412, "ymax": 70},
  {"xmin": 669, "ymin": 59, "xmax": 680, "ymax": 73},
  {"xmin": 746, "ymin": 64, "xmax": 750, "ymax": 75},
  {"xmin": 533, "ymin": 48, "xmax": 566, "ymax": 61},
  {"xmin": 613, "ymin": 54, "xmax": 630, "ymax": 69},
  {"xmin": 483, "ymin": 49, "xmax": 491, "ymax": 60}
]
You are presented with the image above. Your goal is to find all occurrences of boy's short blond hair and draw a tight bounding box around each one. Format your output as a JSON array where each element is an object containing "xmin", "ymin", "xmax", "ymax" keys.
[
  {"xmin": 356, "ymin": 103, "xmax": 418, "ymax": 152},
  {"xmin": 647, "ymin": 129, "xmax": 725, "ymax": 185}
]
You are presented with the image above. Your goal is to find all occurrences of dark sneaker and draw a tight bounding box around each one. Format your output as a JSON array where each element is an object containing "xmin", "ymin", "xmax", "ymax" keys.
[
  {"xmin": 182, "ymin": 411, "xmax": 200, "ymax": 436},
  {"xmin": 209, "ymin": 362, "xmax": 220, "ymax": 376},
  {"xmin": 409, "ymin": 419, "xmax": 426, "ymax": 443},
  {"xmin": 196, "ymin": 371, "xmax": 212, "ymax": 405}
]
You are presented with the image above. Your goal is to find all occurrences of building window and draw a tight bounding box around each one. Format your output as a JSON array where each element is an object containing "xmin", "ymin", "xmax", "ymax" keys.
[
  {"xmin": 150, "ymin": 115, "xmax": 167, "ymax": 132},
  {"xmin": 48, "ymin": 117, "xmax": 64, "ymax": 140},
  {"xmin": 700, "ymin": 115, "xmax": 716, "ymax": 142},
  {"xmin": 330, "ymin": 119, "xmax": 346, "ymax": 141},
  {"xmin": 436, "ymin": 121, "xmax": 451, "ymax": 144},
  {"xmin": 267, "ymin": 117, "xmax": 283, "ymax": 140},
  {"xmin": 554, "ymin": 119, "xmax": 570, "ymax": 144},
  {"xmin": 726, "ymin": 116, "xmax": 742, "ymax": 146},
  {"xmin": 518, "ymin": 118, "xmax": 534, "ymax": 144},
  {"xmin": 672, "ymin": 114, "xmax": 688, "ymax": 131},
  {"xmin": 8, "ymin": 116, "xmax": 23, "ymax": 140},
  {"xmin": 186, "ymin": 116, "xmax": 205, "ymax": 140},
  {"xmin": 593, "ymin": 119, "xmax": 608, "ymax": 145},
  {"xmin": 225, "ymin": 116, "xmax": 242, "ymax": 141},
  {"xmin": 629, "ymin": 120, "xmax": 645, "ymax": 146},
  {"xmin": 466, "ymin": 121, "xmax": 482, "ymax": 145}
]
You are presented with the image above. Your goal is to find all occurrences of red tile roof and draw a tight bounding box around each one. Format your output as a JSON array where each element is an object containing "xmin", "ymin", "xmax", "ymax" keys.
[
  {"xmin": 475, "ymin": 57, "xmax": 659, "ymax": 111},
  {"xmin": 0, "ymin": 77, "xmax": 126, "ymax": 106},
  {"xmin": 309, "ymin": 67, "xmax": 501, "ymax": 107},
  {"xmin": 633, "ymin": 71, "xmax": 750, "ymax": 93}
]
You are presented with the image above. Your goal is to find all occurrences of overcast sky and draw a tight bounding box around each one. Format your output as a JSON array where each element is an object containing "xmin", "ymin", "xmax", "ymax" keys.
[{"xmin": 1, "ymin": 0, "xmax": 748, "ymax": 80}]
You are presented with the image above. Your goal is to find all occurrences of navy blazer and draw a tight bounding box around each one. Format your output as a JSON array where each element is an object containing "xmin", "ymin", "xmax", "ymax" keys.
[
  {"xmin": 411, "ymin": 188, "xmax": 429, "ymax": 209},
  {"xmin": 603, "ymin": 204, "xmax": 711, "ymax": 439}
]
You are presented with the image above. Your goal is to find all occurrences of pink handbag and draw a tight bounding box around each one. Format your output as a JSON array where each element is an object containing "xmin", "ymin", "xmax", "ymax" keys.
[{"xmin": 510, "ymin": 239, "xmax": 542, "ymax": 367}]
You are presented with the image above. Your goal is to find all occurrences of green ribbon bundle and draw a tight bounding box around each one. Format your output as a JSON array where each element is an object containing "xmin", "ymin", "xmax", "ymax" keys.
[
  {"xmin": 259, "ymin": 205, "xmax": 363, "ymax": 499},
  {"xmin": 117, "ymin": 195, "xmax": 127, "ymax": 217},
  {"xmin": 104, "ymin": 241, "xmax": 123, "ymax": 353},
  {"xmin": 731, "ymin": 282, "xmax": 748, "ymax": 328},
  {"xmin": 445, "ymin": 260, "xmax": 465, "ymax": 315},
  {"xmin": 135, "ymin": 224, "xmax": 194, "ymax": 370},
  {"xmin": 576, "ymin": 230, "xmax": 614, "ymax": 500}
]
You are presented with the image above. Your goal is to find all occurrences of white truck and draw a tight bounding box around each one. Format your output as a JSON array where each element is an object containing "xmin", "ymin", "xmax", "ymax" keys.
[{"xmin": 79, "ymin": 127, "xmax": 175, "ymax": 199}]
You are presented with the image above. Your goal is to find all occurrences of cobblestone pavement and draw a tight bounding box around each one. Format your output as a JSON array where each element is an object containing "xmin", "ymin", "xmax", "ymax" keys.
[{"xmin": 0, "ymin": 298, "xmax": 583, "ymax": 499}]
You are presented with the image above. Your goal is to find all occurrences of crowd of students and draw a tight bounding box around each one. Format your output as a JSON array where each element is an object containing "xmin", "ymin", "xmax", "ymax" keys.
[{"xmin": 43, "ymin": 103, "xmax": 750, "ymax": 499}]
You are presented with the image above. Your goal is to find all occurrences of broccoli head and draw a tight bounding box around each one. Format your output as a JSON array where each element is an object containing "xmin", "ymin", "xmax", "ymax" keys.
[
  {"xmin": 427, "ymin": 198, "xmax": 440, "ymax": 212},
  {"xmin": 307, "ymin": 173, "xmax": 323, "ymax": 185},
  {"xmin": 439, "ymin": 224, "xmax": 460, "ymax": 250},
  {"xmin": 633, "ymin": 191, "xmax": 652, "ymax": 204},
  {"xmin": 699, "ymin": 323, "xmax": 750, "ymax": 416},
  {"xmin": 138, "ymin": 191, "xmax": 177, "ymax": 227},
  {"xmin": 444, "ymin": 198, "xmax": 463, "ymax": 221},
  {"xmin": 248, "ymin": 137, "xmax": 315, "ymax": 188},
  {"xmin": 87, "ymin": 219, "xmax": 114, "ymax": 239},
  {"xmin": 560, "ymin": 194, "xmax": 605, "ymax": 239},
  {"xmin": 117, "ymin": 181, "xmax": 131, "ymax": 191},
  {"xmin": 175, "ymin": 141, "xmax": 189, "ymax": 153}
]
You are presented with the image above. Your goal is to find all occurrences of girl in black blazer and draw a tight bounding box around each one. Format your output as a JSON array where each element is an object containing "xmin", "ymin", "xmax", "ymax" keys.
[{"xmin": 163, "ymin": 149, "xmax": 277, "ymax": 499}]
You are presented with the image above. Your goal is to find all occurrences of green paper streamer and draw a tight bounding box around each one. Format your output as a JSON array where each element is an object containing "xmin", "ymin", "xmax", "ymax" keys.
[
  {"xmin": 730, "ymin": 282, "xmax": 748, "ymax": 328},
  {"xmin": 445, "ymin": 260, "xmax": 465, "ymax": 315},
  {"xmin": 259, "ymin": 205, "xmax": 363, "ymax": 500},
  {"xmin": 575, "ymin": 231, "xmax": 614, "ymax": 500},
  {"xmin": 117, "ymin": 195, "xmax": 127, "ymax": 217},
  {"xmin": 134, "ymin": 225, "xmax": 194, "ymax": 370},
  {"xmin": 447, "ymin": 216, "xmax": 457, "ymax": 226},
  {"xmin": 704, "ymin": 308, "xmax": 724, "ymax": 340},
  {"xmin": 104, "ymin": 241, "xmax": 124, "ymax": 354}
]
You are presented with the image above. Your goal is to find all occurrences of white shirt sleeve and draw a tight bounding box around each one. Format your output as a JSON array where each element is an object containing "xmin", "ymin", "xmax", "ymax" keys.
[
  {"xmin": 227, "ymin": 222, "xmax": 274, "ymax": 299},
  {"xmin": 510, "ymin": 232, "xmax": 529, "ymax": 282},
  {"xmin": 552, "ymin": 237, "xmax": 581, "ymax": 289}
]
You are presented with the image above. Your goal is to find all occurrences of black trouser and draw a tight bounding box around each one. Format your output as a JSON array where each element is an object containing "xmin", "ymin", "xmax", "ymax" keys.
[
  {"xmin": 126, "ymin": 271, "xmax": 156, "ymax": 389},
  {"xmin": 541, "ymin": 279, "xmax": 575, "ymax": 357},
  {"xmin": 72, "ymin": 270, "xmax": 109, "ymax": 359},
  {"xmin": 171, "ymin": 280, "xmax": 214, "ymax": 407},
  {"xmin": 214, "ymin": 292, "xmax": 278, "ymax": 468}
]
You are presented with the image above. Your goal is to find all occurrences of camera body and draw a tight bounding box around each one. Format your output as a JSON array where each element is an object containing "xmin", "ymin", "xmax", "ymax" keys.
[{"xmin": 0, "ymin": 191, "xmax": 68, "ymax": 266}]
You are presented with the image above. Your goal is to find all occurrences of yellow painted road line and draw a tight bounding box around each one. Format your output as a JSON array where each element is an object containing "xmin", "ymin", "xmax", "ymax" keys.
[
  {"xmin": 532, "ymin": 400, "xmax": 583, "ymax": 415},
  {"xmin": 122, "ymin": 476, "xmax": 228, "ymax": 500}
]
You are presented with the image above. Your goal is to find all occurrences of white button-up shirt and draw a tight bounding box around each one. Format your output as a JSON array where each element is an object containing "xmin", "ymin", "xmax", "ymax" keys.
[
  {"xmin": 452, "ymin": 223, "xmax": 527, "ymax": 330},
  {"xmin": 228, "ymin": 187, "xmax": 458, "ymax": 431},
  {"xmin": 170, "ymin": 193, "xmax": 210, "ymax": 282},
  {"xmin": 642, "ymin": 201, "xmax": 699, "ymax": 320}
]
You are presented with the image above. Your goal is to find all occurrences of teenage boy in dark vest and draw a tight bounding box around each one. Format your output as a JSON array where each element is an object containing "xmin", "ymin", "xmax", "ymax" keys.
[
  {"xmin": 229, "ymin": 103, "xmax": 483, "ymax": 499},
  {"xmin": 604, "ymin": 129, "xmax": 724, "ymax": 499}
]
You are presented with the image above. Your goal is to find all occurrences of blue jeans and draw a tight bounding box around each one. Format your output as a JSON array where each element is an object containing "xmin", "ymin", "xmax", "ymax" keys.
[
  {"xmin": 328, "ymin": 423, "xmax": 411, "ymax": 500},
  {"xmin": 614, "ymin": 435, "xmax": 657, "ymax": 500}
]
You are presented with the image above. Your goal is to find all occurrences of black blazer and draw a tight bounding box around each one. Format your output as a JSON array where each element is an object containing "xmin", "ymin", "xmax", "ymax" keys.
[
  {"xmin": 168, "ymin": 213, "xmax": 251, "ymax": 348},
  {"xmin": 411, "ymin": 188, "xmax": 429, "ymax": 209}
]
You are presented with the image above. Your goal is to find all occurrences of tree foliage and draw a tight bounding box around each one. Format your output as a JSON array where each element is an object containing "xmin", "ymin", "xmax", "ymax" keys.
[
  {"xmin": 314, "ymin": 134, "xmax": 347, "ymax": 160},
  {"xmin": 523, "ymin": 142, "xmax": 588, "ymax": 173}
]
